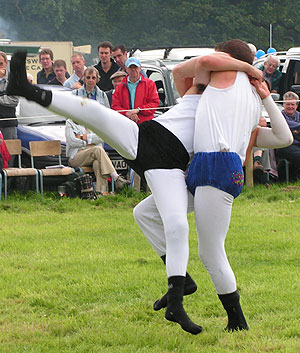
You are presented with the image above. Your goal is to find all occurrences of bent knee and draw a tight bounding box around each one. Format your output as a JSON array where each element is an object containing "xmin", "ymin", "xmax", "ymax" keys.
[
  {"xmin": 133, "ymin": 202, "xmax": 145, "ymax": 224},
  {"xmin": 164, "ymin": 217, "xmax": 189, "ymax": 240}
]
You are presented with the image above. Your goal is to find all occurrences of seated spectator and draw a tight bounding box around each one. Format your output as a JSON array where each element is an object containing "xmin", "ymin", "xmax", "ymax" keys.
[
  {"xmin": 64, "ymin": 53, "xmax": 86, "ymax": 90},
  {"xmin": 112, "ymin": 57, "xmax": 159, "ymax": 124},
  {"xmin": 253, "ymin": 117, "xmax": 272, "ymax": 188},
  {"xmin": 67, "ymin": 65, "xmax": 129, "ymax": 193},
  {"xmin": 106, "ymin": 71, "xmax": 127, "ymax": 106},
  {"xmin": 258, "ymin": 55, "xmax": 282, "ymax": 93},
  {"xmin": 72, "ymin": 66, "xmax": 109, "ymax": 107},
  {"xmin": 276, "ymin": 91, "xmax": 300, "ymax": 177},
  {"xmin": 65, "ymin": 119, "xmax": 130, "ymax": 194},
  {"xmin": 49, "ymin": 59, "xmax": 68, "ymax": 86}
]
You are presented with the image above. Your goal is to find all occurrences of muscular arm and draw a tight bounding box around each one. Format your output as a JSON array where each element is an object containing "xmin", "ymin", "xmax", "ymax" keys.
[{"xmin": 173, "ymin": 52, "xmax": 262, "ymax": 96}]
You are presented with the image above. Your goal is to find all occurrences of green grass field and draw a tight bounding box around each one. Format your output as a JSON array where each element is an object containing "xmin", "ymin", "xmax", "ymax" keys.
[{"xmin": 0, "ymin": 185, "xmax": 299, "ymax": 353}]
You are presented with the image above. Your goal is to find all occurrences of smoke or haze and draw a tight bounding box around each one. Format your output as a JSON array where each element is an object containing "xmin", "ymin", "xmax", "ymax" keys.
[{"xmin": 0, "ymin": 16, "xmax": 18, "ymax": 40}]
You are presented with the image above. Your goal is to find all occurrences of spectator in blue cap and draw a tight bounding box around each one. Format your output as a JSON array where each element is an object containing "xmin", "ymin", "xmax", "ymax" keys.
[{"xmin": 111, "ymin": 57, "xmax": 159, "ymax": 124}]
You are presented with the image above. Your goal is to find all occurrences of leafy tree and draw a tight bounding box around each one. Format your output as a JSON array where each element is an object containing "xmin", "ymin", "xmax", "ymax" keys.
[{"xmin": 1, "ymin": 0, "xmax": 300, "ymax": 54}]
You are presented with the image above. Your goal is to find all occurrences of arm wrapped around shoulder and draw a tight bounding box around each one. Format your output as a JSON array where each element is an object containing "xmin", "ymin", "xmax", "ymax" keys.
[{"xmin": 255, "ymin": 96, "xmax": 293, "ymax": 148}]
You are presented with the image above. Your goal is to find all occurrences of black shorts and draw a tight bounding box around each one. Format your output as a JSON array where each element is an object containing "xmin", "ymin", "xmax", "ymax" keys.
[{"xmin": 124, "ymin": 120, "xmax": 189, "ymax": 177}]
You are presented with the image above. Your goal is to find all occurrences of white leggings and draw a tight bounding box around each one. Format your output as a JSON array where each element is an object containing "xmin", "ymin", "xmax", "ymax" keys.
[
  {"xmin": 194, "ymin": 186, "xmax": 236, "ymax": 294},
  {"xmin": 50, "ymin": 91, "xmax": 139, "ymax": 160},
  {"xmin": 134, "ymin": 183, "xmax": 237, "ymax": 294},
  {"xmin": 136, "ymin": 169, "xmax": 194, "ymax": 277},
  {"xmin": 49, "ymin": 92, "xmax": 191, "ymax": 278}
]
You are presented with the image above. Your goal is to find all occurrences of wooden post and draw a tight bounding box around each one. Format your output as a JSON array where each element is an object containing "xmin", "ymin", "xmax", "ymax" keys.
[{"xmin": 245, "ymin": 151, "xmax": 254, "ymax": 187}]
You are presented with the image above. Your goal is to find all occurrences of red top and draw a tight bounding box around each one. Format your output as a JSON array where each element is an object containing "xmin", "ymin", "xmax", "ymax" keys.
[
  {"xmin": 0, "ymin": 132, "xmax": 11, "ymax": 168},
  {"xmin": 112, "ymin": 75, "xmax": 159, "ymax": 124}
]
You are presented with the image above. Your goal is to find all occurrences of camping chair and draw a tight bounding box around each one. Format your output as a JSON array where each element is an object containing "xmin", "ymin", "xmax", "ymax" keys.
[
  {"xmin": 29, "ymin": 140, "xmax": 74, "ymax": 195},
  {"xmin": 1, "ymin": 139, "xmax": 39, "ymax": 200}
]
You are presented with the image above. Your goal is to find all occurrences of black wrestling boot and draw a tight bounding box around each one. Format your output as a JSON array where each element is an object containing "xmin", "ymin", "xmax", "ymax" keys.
[
  {"xmin": 6, "ymin": 50, "xmax": 52, "ymax": 107},
  {"xmin": 165, "ymin": 276, "xmax": 202, "ymax": 335},
  {"xmin": 153, "ymin": 255, "xmax": 197, "ymax": 311},
  {"xmin": 218, "ymin": 291, "xmax": 249, "ymax": 332}
]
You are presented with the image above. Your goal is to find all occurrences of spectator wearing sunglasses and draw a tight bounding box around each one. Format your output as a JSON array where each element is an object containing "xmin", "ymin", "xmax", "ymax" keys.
[{"xmin": 72, "ymin": 66, "xmax": 109, "ymax": 107}]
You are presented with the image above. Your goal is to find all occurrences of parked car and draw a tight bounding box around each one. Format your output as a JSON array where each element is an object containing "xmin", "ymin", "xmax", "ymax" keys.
[{"xmin": 131, "ymin": 47, "xmax": 215, "ymax": 112}]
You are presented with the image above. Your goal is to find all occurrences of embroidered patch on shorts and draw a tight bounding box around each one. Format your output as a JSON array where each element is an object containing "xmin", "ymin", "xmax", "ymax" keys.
[{"xmin": 230, "ymin": 171, "xmax": 244, "ymax": 186}]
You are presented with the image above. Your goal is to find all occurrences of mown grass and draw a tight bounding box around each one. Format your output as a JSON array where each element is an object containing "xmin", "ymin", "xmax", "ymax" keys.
[{"xmin": 0, "ymin": 184, "xmax": 300, "ymax": 353}]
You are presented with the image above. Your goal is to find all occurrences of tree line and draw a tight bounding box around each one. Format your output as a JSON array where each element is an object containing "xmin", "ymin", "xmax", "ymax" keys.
[{"xmin": 1, "ymin": 0, "xmax": 300, "ymax": 57}]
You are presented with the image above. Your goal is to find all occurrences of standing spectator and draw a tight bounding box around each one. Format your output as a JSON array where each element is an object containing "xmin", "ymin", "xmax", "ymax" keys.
[
  {"xmin": 258, "ymin": 55, "xmax": 282, "ymax": 93},
  {"xmin": 94, "ymin": 41, "xmax": 119, "ymax": 91},
  {"xmin": 276, "ymin": 91, "xmax": 300, "ymax": 173},
  {"xmin": 49, "ymin": 59, "xmax": 68, "ymax": 86},
  {"xmin": 112, "ymin": 44, "xmax": 128, "ymax": 72},
  {"xmin": 112, "ymin": 57, "xmax": 159, "ymax": 124},
  {"xmin": 72, "ymin": 66, "xmax": 109, "ymax": 107},
  {"xmin": 112, "ymin": 44, "xmax": 147, "ymax": 77},
  {"xmin": 0, "ymin": 51, "xmax": 19, "ymax": 156},
  {"xmin": 37, "ymin": 48, "xmax": 56, "ymax": 84},
  {"xmin": 106, "ymin": 71, "xmax": 127, "ymax": 106},
  {"xmin": 64, "ymin": 53, "xmax": 86, "ymax": 90}
]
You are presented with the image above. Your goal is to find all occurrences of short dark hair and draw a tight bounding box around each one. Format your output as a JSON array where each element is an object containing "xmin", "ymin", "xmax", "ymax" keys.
[
  {"xmin": 39, "ymin": 48, "xmax": 54, "ymax": 61},
  {"xmin": 97, "ymin": 41, "xmax": 113, "ymax": 52},
  {"xmin": 53, "ymin": 59, "xmax": 67, "ymax": 69},
  {"xmin": 112, "ymin": 44, "xmax": 127, "ymax": 54},
  {"xmin": 215, "ymin": 39, "xmax": 253, "ymax": 65}
]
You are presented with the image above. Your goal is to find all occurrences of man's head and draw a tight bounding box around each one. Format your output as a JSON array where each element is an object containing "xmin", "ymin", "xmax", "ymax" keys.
[
  {"xmin": 0, "ymin": 51, "xmax": 8, "ymax": 70},
  {"xmin": 53, "ymin": 59, "xmax": 67, "ymax": 81},
  {"xmin": 112, "ymin": 45, "xmax": 128, "ymax": 69},
  {"xmin": 71, "ymin": 53, "xmax": 85, "ymax": 76},
  {"xmin": 110, "ymin": 71, "xmax": 127, "ymax": 89},
  {"xmin": 97, "ymin": 41, "xmax": 113, "ymax": 65},
  {"xmin": 215, "ymin": 39, "xmax": 253, "ymax": 64},
  {"xmin": 83, "ymin": 66, "xmax": 100, "ymax": 91},
  {"xmin": 125, "ymin": 57, "xmax": 141, "ymax": 83},
  {"xmin": 263, "ymin": 55, "xmax": 280, "ymax": 75},
  {"xmin": 39, "ymin": 48, "xmax": 54, "ymax": 70},
  {"xmin": 283, "ymin": 91, "xmax": 299, "ymax": 116}
]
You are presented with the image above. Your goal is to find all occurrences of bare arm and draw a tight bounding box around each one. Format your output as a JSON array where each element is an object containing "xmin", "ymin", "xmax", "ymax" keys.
[
  {"xmin": 173, "ymin": 52, "xmax": 263, "ymax": 96},
  {"xmin": 194, "ymin": 52, "xmax": 262, "ymax": 84}
]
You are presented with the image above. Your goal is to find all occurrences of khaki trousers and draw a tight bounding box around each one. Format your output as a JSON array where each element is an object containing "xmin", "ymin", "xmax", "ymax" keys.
[{"xmin": 69, "ymin": 145, "xmax": 115, "ymax": 192}]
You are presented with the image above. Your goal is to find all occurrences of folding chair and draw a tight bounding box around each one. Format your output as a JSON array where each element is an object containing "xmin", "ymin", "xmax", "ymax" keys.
[
  {"xmin": 29, "ymin": 140, "xmax": 74, "ymax": 195},
  {"xmin": 1, "ymin": 139, "xmax": 39, "ymax": 200}
]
